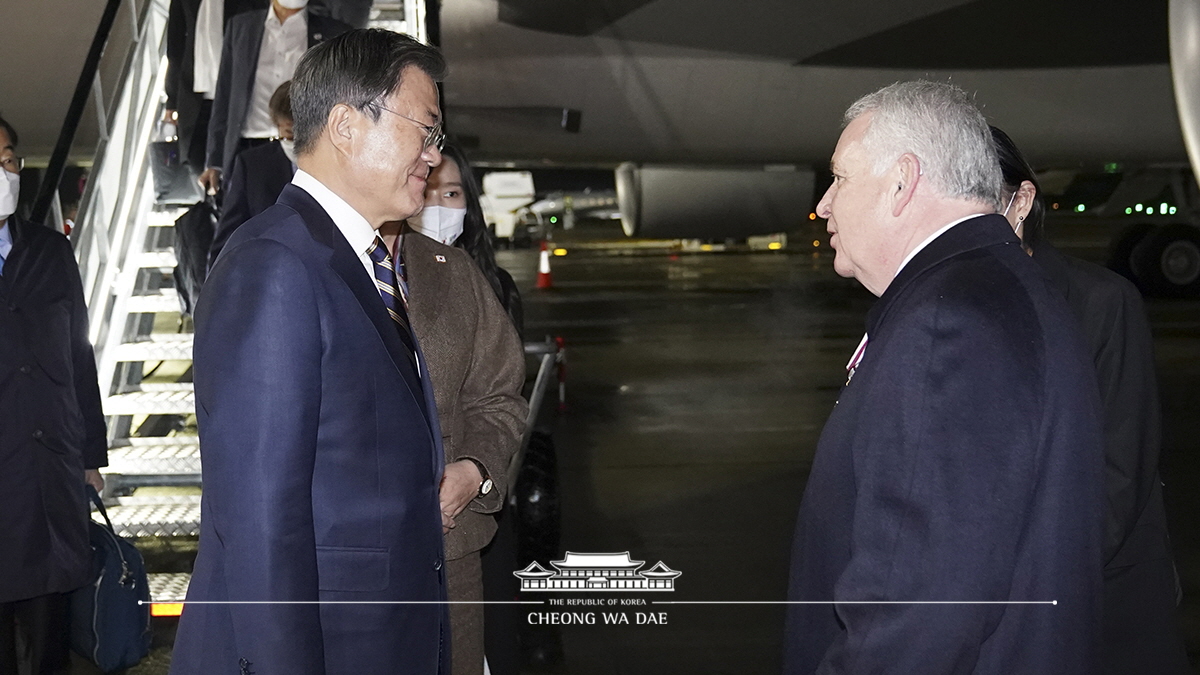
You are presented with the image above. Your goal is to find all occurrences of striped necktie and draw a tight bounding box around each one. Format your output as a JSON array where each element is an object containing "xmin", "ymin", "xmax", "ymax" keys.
[{"xmin": 367, "ymin": 237, "xmax": 419, "ymax": 374}]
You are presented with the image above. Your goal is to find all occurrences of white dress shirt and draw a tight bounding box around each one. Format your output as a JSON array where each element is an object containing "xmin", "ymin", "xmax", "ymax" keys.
[
  {"xmin": 193, "ymin": 0, "xmax": 223, "ymax": 98},
  {"xmin": 242, "ymin": 6, "xmax": 307, "ymax": 138},
  {"xmin": 290, "ymin": 170, "xmax": 376, "ymax": 281}
]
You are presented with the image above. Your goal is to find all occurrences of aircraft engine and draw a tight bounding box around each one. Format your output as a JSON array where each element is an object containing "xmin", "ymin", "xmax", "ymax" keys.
[{"xmin": 615, "ymin": 163, "xmax": 815, "ymax": 239}]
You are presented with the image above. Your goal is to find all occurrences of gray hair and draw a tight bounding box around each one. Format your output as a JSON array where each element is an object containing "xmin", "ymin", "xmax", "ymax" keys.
[
  {"xmin": 291, "ymin": 29, "xmax": 446, "ymax": 155},
  {"xmin": 845, "ymin": 80, "xmax": 1001, "ymax": 209}
]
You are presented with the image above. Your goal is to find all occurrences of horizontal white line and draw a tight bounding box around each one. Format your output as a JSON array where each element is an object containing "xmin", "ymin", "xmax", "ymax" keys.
[
  {"xmin": 141, "ymin": 600, "xmax": 544, "ymax": 605},
  {"xmin": 653, "ymin": 600, "xmax": 1057, "ymax": 605}
]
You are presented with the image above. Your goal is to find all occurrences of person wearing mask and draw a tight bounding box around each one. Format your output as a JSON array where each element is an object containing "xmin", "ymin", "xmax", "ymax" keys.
[
  {"xmin": 198, "ymin": 0, "xmax": 348, "ymax": 195},
  {"xmin": 165, "ymin": 0, "xmax": 268, "ymax": 172},
  {"xmin": 992, "ymin": 126, "xmax": 1191, "ymax": 675},
  {"xmin": 208, "ymin": 80, "xmax": 297, "ymax": 270},
  {"xmin": 0, "ymin": 116, "xmax": 108, "ymax": 673},
  {"xmin": 379, "ymin": 142, "xmax": 527, "ymax": 675}
]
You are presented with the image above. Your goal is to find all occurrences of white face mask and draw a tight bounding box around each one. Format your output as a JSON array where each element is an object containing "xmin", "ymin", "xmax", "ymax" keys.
[
  {"xmin": 410, "ymin": 205, "xmax": 467, "ymax": 246},
  {"xmin": 0, "ymin": 170, "xmax": 19, "ymax": 222},
  {"xmin": 279, "ymin": 138, "xmax": 296, "ymax": 164},
  {"xmin": 275, "ymin": 0, "xmax": 308, "ymax": 9}
]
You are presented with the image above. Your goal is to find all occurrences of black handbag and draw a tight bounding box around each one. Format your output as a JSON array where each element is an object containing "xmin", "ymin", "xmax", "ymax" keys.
[
  {"xmin": 172, "ymin": 197, "xmax": 219, "ymax": 317},
  {"xmin": 69, "ymin": 486, "xmax": 152, "ymax": 673}
]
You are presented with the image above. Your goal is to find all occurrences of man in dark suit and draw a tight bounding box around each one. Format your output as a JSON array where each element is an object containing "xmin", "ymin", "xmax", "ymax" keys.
[
  {"xmin": 198, "ymin": 0, "xmax": 348, "ymax": 194},
  {"xmin": 0, "ymin": 117, "xmax": 108, "ymax": 672},
  {"xmin": 784, "ymin": 81, "xmax": 1105, "ymax": 674},
  {"xmin": 170, "ymin": 30, "xmax": 451, "ymax": 675},
  {"xmin": 208, "ymin": 80, "xmax": 296, "ymax": 270},
  {"xmin": 165, "ymin": 0, "xmax": 268, "ymax": 170}
]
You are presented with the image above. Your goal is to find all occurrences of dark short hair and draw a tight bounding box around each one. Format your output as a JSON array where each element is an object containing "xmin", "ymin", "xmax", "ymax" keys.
[
  {"xmin": 990, "ymin": 126, "xmax": 1045, "ymax": 249},
  {"xmin": 0, "ymin": 114, "xmax": 18, "ymax": 148},
  {"xmin": 291, "ymin": 29, "xmax": 446, "ymax": 155},
  {"xmin": 269, "ymin": 80, "xmax": 293, "ymax": 123}
]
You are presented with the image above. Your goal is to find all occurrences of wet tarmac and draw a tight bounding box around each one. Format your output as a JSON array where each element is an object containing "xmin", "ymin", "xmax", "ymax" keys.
[{"xmin": 499, "ymin": 225, "xmax": 1200, "ymax": 675}]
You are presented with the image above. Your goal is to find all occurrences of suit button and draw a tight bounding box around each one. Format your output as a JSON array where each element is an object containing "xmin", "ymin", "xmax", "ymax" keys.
[
  {"xmin": 433, "ymin": 559, "xmax": 442, "ymax": 571},
  {"xmin": 32, "ymin": 429, "xmax": 44, "ymax": 440},
  {"xmin": 18, "ymin": 365, "xmax": 31, "ymax": 374}
]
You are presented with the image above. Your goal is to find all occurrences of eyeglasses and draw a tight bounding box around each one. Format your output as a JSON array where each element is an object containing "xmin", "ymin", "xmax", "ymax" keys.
[
  {"xmin": 0, "ymin": 155, "xmax": 24, "ymax": 174},
  {"xmin": 370, "ymin": 103, "xmax": 445, "ymax": 152}
]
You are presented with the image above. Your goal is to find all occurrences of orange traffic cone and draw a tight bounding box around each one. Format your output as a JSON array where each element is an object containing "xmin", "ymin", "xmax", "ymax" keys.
[{"xmin": 536, "ymin": 241, "xmax": 554, "ymax": 289}]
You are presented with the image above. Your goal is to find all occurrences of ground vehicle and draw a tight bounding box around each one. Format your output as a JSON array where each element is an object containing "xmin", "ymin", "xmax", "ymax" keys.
[{"xmin": 1042, "ymin": 165, "xmax": 1200, "ymax": 297}]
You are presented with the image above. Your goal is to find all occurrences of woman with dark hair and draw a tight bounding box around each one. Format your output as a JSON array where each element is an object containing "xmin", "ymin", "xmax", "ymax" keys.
[
  {"xmin": 379, "ymin": 141, "xmax": 528, "ymax": 675},
  {"xmin": 992, "ymin": 126, "xmax": 1189, "ymax": 675},
  {"xmin": 410, "ymin": 142, "xmax": 524, "ymax": 336}
]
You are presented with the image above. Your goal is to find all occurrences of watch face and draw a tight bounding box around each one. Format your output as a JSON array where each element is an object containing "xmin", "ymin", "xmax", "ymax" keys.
[{"xmin": 480, "ymin": 478, "xmax": 494, "ymax": 496}]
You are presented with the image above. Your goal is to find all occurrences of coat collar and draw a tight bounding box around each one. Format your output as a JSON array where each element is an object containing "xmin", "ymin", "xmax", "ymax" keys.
[
  {"xmin": 399, "ymin": 226, "xmax": 450, "ymax": 332},
  {"xmin": 276, "ymin": 185, "xmax": 428, "ymax": 411},
  {"xmin": 867, "ymin": 214, "xmax": 1021, "ymax": 335}
]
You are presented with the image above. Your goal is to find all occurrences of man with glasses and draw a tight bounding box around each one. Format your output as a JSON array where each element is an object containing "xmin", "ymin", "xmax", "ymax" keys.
[
  {"xmin": 0, "ymin": 115, "xmax": 108, "ymax": 673},
  {"xmin": 172, "ymin": 30, "xmax": 451, "ymax": 675}
]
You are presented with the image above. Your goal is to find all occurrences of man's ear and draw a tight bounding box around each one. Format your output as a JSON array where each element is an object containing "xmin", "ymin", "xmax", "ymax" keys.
[
  {"xmin": 326, "ymin": 103, "xmax": 358, "ymax": 159},
  {"xmin": 891, "ymin": 153, "xmax": 921, "ymax": 217}
]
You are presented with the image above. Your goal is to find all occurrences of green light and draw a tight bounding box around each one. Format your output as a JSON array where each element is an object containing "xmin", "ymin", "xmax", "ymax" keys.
[
  {"xmin": 1161, "ymin": 202, "xmax": 1169, "ymax": 213},
  {"xmin": 1075, "ymin": 204, "xmax": 1086, "ymax": 213},
  {"xmin": 1135, "ymin": 204, "xmax": 1143, "ymax": 212},
  {"xmin": 1104, "ymin": 162, "xmax": 1122, "ymax": 174},
  {"xmin": 549, "ymin": 216, "xmax": 558, "ymax": 223},
  {"xmin": 1147, "ymin": 207, "xmax": 1155, "ymax": 215},
  {"xmin": 1126, "ymin": 208, "xmax": 1133, "ymax": 215},
  {"xmin": 1171, "ymin": 206, "xmax": 1178, "ymax": 215}
]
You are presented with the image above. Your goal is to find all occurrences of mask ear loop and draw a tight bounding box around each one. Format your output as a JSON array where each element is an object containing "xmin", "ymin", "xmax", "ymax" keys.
[{"xmin": 1002, "ymin": 190, "xmax": 1018, "ymax": 217}]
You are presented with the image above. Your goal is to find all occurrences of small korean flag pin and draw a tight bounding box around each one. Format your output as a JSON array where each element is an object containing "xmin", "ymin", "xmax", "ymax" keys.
[{"xmin": 435, "ymin": 255, "xmax": 446, "ymax": 263}]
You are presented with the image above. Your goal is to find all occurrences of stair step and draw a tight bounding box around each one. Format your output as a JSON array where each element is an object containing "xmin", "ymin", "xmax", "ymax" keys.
[
  {"xmin": 103, "ymin": 436, "xmax": 201, "ymax": 483},
  {"xmin": 135, "ymin": 250, "xmax": 178, "ymax": 270},
  {"xmin": 112, "ymin": 333, "xmax": 194, "ymax": 362},
  {"xmin": 146, "ymin": 208, "xmax": 189, "ymax": 228},
  {"xmin": 98, "ymin": 495, "xmax": 201, "ymax": 538},
  {"xmin": 125, "ymin": 288, "xmax": 180, "ymax": 315},
  {"xmin": 148, "ymin": 572, "xmax": 191, "ymax": 604},
  {"xmin": 103, "ymin": 383, "xmax": 195, "ymax": 416}
]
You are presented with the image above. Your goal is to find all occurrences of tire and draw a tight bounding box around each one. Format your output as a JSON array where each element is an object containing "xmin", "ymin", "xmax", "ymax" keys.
[
  {"xmin": 1130, "ymin": 224, "xmax": 1200, "ymax": 298},
  {"xmin": 1107, "ymin": 222, "xmax": 1156, "ymax": 288},
  {"xmin": 512, "ymin": 430, "xmax": 560, "ymax": 568}
]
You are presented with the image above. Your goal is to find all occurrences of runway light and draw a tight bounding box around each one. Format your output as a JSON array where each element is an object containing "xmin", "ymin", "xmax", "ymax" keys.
[
  {"xmin": 150, "ymin": 603, "xmax": 184, "ymax": 618},
  {"xmin": 1161, "ymin": 202, "xmax": 1169, "ymax": 214},
  {"xmin": 700, "ymin": 244, "xmax": 714, "ymax": 252},
  {"xmin": 1052, "ymin": 203, "xmax": 1059, "ymax": 210},
  {"xmin": 1136, "ymin": 203, "xmax": 1143, "ymax": 212},
  {"xmin": 1125, "ymin": 208, "xmax": 1133, "ymax": 215},
  {"xmin": 1147, "ymin": 207, "xmax": 1155, "ymax": 215},
  {"xmin": 812, "ymin": 240, "xmax": 820, "ymax": 247},
  {"xmin": 808, "ymin": 212, "xmax": 817, "ymax": 221},
  {"xmin": 1171, "ymin": 206, "xmax": 1178, "ymax": 214},
  {"xmin": 1075, "ymin": 204, "xmax": 1085, "ymax": 213},
  {"xmin": 768, "ymin": 242, "xmax": 783, "ymax": 250},
  {"xmin": 549, "ymin": 216, "xmax": 558, "ymax": 224},
  {"xmin": 553, "ymin": 248, "xmax": 568, "ymax": 257}
]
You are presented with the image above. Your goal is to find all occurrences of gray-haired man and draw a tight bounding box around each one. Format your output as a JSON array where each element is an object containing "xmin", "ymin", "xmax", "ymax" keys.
[{"xmin": 785, "ymin": 81, "xmax": 1105, "ymax": 673}]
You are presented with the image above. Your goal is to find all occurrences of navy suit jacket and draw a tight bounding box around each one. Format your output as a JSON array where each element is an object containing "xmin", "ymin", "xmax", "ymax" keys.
[
  {"xmin": 208, "ymin": 139, "xmax": 294, "ymax": 271},
  {"xmin": 206, "ymin": 10, "xmax": 348, "ymax": 172},
  {"xmin": 171, "ymin": 185, "xmax": 448, "ymax": 675},
  {"xmin": 785, "ymin": 215, "xmax": 1105, "ymax": 674}
]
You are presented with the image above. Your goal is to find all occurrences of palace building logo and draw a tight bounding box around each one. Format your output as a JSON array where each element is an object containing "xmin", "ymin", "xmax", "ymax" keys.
[{"xmin": 514, "ymin": 551, "xmax": 681, "ymax": 592}]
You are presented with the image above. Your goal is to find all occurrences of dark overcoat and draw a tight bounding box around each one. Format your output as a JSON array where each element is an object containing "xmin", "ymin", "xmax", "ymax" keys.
[
  {"xmin": 170, "ymin": 186, "xmax": 448, "ymax": 675},
  {"xmin": 1032, "ymin": 242, "xmax": 1191, "ymax": 674},
  {"xmin": 785, "ymin": 215, "xmax": 1105, "ymax": 674},
  {"xmin": 0, "ymin": 216, "xmax": 107, "ymax": 603}
]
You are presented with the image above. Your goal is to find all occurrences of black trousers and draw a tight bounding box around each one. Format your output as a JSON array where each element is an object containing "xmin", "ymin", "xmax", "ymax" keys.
[{"xmin": 0, "ymin": 593, "xmax": 70, "ymax": 675}]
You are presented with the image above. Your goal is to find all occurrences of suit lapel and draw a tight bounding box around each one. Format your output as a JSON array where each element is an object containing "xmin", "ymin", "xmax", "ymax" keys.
[{"xmin": 276, "ymin": 186, "xmax": 429, "ymax": 414}]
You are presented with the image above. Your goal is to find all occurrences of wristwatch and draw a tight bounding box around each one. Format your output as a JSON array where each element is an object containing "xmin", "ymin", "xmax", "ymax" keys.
[{"xmin": 465, "ymin": 458, "xmax": 493, "ymax": 497}]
